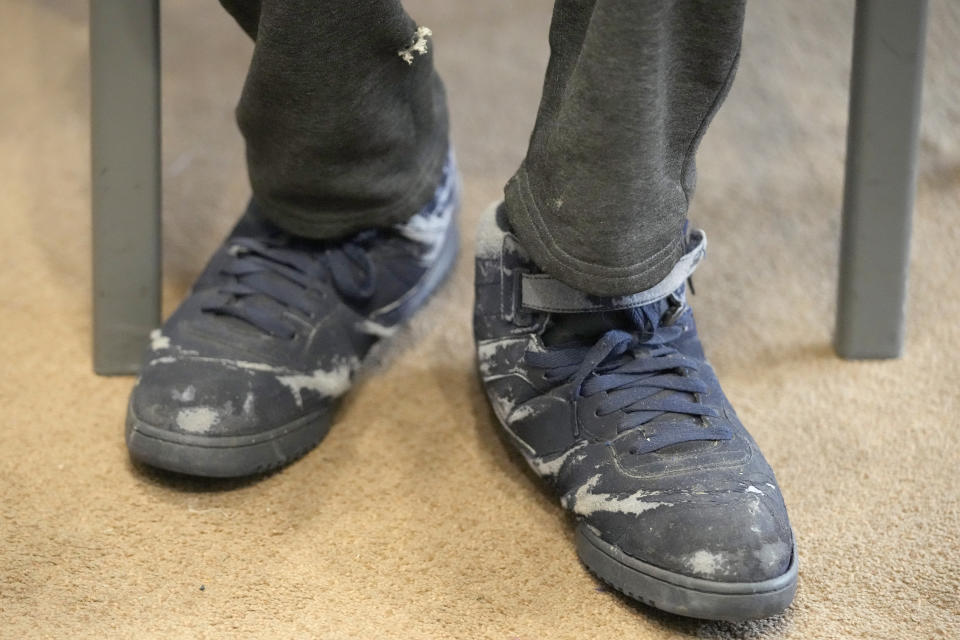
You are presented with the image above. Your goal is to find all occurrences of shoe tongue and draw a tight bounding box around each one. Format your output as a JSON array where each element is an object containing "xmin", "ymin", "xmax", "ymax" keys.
[
  {"xmin": 541, "ymin": 298, "xmax": 670, "ymax": 347},
  {"xmin": 231, "ymin": 200, "xmax": 290, "ymax": 239}
]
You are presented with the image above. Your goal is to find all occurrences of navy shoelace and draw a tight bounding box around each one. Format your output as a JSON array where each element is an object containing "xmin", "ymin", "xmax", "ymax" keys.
[
  {"xmin": 525, "ymin": 299, "xmax": 732, "ymax": 454},
  {"xmin": 202, "ymin": 234, "xmax": 376, "ymax": 339}
]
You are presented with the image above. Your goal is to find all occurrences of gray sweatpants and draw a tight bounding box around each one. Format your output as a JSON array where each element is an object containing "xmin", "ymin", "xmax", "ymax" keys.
[{"xmin": 218, "ymin": 0, "xmax": 745, "ymax": 297}]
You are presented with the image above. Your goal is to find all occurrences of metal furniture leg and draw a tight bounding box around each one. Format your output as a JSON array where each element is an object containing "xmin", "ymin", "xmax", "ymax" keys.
[
  {"xmin": 90, "ymin": 0, "xmax": 162, "ymax": 374},
  {"xmin": 836, "ymin": 0, "xmax": 928, "ymax": 359}
]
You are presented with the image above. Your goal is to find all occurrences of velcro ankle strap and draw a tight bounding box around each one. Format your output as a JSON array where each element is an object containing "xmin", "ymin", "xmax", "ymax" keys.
[{"xmin": 520, "ymin": 229, "xmax": 706, "ymax": 313}]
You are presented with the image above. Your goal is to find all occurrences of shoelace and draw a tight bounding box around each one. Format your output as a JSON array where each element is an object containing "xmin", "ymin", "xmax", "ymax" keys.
[
  {"xmin": 201, "ymin": 234, "xmax": 376, "ymax": 339},
  {"xmin": 525, "ymin": 298, "xmax": 732, "ymax": 454}
]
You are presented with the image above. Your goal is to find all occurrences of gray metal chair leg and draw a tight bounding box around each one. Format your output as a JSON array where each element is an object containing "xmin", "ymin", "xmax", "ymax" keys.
[
  {"xmin": 91, "ymin": 0, "xmax": 162, "ymax": 375},
  {"xmin": 835, "ymin": 0, "xmax": 928, "ymax": 359}
]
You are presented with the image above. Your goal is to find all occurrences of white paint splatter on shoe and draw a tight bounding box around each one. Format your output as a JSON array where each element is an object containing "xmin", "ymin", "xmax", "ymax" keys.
[
  {"xmin": 176, "ymin": 407, "xmax": 220, "ymax": 434},
  {"xmin": 149, "ymin": 329, "xmax": 170, "ymax": 351},
  {"xmin": 684, "ymin": 550, "xmax": 728, "ymax": 578},
  {"xmin": 171, "ymin": 385, "xmax": 196, "ymax": 402},
  {"xmin": 565, "ymin": 474, "xmax": 671, "ymax": 517},
  {"xmin": 275, "ymin": 358, "xmax": 358, "ymax": 408},
  {"xmin": 526, "ymin": 442, "xmax": 587, "ymax": 478}
]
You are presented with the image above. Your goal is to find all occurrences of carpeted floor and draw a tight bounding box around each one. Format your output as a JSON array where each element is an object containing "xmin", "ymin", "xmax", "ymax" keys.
[{"xmin": 2, "ymin": 1, "xmax": 958, "ymax": 638}]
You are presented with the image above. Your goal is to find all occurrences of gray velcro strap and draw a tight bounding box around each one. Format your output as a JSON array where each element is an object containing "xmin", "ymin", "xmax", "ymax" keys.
[{"xmin": 520, "ymin": 229, "xmax": 706, "ymax": 313}]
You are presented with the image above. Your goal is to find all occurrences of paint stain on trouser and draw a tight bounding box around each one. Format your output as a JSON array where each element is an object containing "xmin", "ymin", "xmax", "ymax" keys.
[{"xmin": 398, "ymin": 26, "xmax": 432, "ymax": 64}]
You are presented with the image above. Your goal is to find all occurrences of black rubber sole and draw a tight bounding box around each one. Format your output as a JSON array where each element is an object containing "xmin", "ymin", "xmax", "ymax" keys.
[
  {"xmin": 125, "ymin": 404, "xmax": 337, "ymax": 477},
  {"xmin": 576, "ymin": 523, "xmax": 798, "ymax": 621}
]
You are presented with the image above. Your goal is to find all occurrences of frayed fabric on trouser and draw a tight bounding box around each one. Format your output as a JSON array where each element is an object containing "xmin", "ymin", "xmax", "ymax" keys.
[{"xmin": 219, "ymin": 0, "xmax": 744, "ymax": 297}]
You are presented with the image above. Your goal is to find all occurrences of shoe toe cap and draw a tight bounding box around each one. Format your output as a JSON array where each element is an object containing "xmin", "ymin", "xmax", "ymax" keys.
[
  {"xmin": 129, "ymin": 357, "xmax": 314, "ymax": 438},
  {"xmin": 578, "ymin": 485, "xmax": 794, "ymax": 584}
]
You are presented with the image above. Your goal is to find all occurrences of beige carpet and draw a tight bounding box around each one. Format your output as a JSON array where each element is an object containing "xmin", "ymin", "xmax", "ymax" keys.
[{"xmin": 2, "ymin": 1, "xmax": 959, "ymax": 638}]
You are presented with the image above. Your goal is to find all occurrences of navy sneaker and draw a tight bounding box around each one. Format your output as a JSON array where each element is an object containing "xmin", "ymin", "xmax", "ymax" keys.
[
  {"xmin": 473, "ymin": 203, "xmax": 797, "ymax": 621},
  {"xmin": 126, "ymin": 155, "xmax": 460, "ymax": 477}
]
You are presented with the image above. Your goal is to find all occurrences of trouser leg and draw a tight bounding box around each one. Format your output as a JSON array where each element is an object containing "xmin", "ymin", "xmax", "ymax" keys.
[
  {"xmin": 218, "ymin": 0, "xmax": 450, "ymax": 239},
  {"xmin": 505, "ymin": 0, "xmax": 745, "ymax": 297}
]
